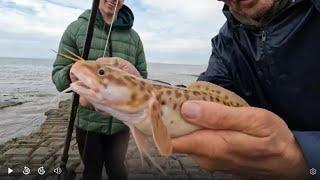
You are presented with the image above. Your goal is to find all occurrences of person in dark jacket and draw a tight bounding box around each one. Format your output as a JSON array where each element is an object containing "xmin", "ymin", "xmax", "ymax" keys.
[
  {"xmin": 52, "ymin": 0, "xmax": 147, "ymax": 180},
  {"xmin": 171, "ymin": 0, "xmax": 320, "ymax": 179}
]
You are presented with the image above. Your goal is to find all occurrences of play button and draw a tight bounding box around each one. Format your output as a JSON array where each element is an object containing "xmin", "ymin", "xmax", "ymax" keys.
[{"xmin": 8, "ymin": 168, "xmax": 13, "ymax": 174}]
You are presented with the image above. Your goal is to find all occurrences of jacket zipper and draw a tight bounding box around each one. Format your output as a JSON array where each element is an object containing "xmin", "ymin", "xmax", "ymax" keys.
[
  {"xmin": 261, "ymin": 30, "xmax": 267, "ymax": 42},
  {"xmin": 261, "ymin": 30, "xmax": 267, "ymax": 59}
]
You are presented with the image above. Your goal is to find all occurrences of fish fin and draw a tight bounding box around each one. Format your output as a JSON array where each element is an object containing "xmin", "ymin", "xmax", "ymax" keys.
[
  {"xmin": 187, "ymin": 81, "xmax": 249, "ymax": 106},
  {"xmin": 149, "ymin": 96, "xmax": 173, "ymax": 157},
  {"xmin": 187, "ymin": 81, "xmax": 226, "ymax": 92},
  {"xmin": 131, "ymin": 125, "xmax": 147, "ymax": 167},
  {"xmin": 131, "ymin": 125, "xmax": 167, "ymax": 175}
]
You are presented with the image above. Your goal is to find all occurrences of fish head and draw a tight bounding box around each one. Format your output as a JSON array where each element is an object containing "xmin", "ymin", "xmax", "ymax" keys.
[{"xmin": 70, "ymin": 61, "xmax": 151, "ymax": 122}]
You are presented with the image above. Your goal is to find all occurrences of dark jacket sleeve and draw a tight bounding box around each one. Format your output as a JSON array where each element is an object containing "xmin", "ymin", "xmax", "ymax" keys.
[
  {"xmin": 201, "ymin": 36, "xmax": 320, "ymax": 178},
  {"xmin": 292, "ymin": 131, "xmax": 320, "ymax": 178},
  {"xmin": 198, "ymin": 37, "xmax": 234, "ymax": 91},
  {"xmin": 52, "ymin": 21, "xmax": 79, "ymax": 92}
]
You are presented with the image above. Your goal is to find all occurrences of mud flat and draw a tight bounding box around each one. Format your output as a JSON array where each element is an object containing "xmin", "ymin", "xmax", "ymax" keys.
[{"xmin": 0, "ymin": 100, "xmax": 231, "ymax": 180}]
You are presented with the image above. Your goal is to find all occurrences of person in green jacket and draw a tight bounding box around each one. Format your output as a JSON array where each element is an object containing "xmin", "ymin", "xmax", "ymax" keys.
[{"xmin": 52, "ymin": 0, "xmax": 147, "ymax": 179}]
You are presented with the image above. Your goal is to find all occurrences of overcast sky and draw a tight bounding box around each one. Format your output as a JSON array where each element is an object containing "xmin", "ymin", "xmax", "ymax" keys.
[{"xmin": 0, "ymin": 0, "xmax": 226, "ymax": 65}]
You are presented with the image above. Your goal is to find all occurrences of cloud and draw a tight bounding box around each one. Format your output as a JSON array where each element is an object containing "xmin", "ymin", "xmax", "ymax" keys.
[
  {"xmin": 126, "ymin": 0, "xmax": 226, "ymax": 64},
  {"xmin": 0, "ymin": 0, "xmax": 90, "ymax": 58},
  {"xmin": 0, "ymin": 0, "xmax": 227, "ymax": 65},
  {"xmin": 0, "ymin": 0, "xmax": 87, "ymax": 37}
]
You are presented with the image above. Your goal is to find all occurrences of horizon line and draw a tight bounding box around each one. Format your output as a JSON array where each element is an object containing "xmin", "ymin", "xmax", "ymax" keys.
[{"xmin": 0, "ymin": 56, "xmax": 207, "ymax": 66}]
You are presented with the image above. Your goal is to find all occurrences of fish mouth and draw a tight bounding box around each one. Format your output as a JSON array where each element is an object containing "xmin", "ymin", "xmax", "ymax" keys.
[
  {"xmin": 71, "ymin": 81, "xmax": 116, "ymax": 112},
  {"xmin": 71, "ymin": 81, "xmax": 147, "ymax": 123},
  {"xmin": 70, "ymin": 81, "xmax": 104, "ymax": 102}
]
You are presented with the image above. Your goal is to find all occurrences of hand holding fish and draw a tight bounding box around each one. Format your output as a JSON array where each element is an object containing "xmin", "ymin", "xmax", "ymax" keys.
[
  {"xmin": 172, "ymin": 101, "xmax": 310, "ymax": 179},
  {"xmin": 69, "ymin": 68, "xmax": 78, "ymax": 83}
]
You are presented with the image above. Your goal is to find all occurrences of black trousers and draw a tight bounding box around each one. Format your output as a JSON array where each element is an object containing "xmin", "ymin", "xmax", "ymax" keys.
[{"xmin": 76, "ymin": 127, "xmax": 130, "ymax": 180}]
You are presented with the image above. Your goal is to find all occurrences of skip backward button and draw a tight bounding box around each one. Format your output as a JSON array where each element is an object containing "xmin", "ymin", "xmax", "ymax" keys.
[{"xmin": 8, "ymin": 168, "xmax": 13, "ymax": 175}]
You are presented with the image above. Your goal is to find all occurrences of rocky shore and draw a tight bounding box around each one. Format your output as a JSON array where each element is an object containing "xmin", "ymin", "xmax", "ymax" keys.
[
  {"xmin": 0, "ymin": 100, "xmax": 24, "ymax": 109},
  {"xmin": 0, "ymin": 100, "xmax": 232, "ymax": 180}
]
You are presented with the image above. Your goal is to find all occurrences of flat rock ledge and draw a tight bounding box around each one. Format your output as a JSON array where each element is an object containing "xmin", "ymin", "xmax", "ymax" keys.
[{"xmin": 0, "ymin": 100, "xmax": 232, "ymax": 180}]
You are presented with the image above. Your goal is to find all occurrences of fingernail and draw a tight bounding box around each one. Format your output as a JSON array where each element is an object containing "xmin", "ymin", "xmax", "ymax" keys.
[{"xmin": 181, "ymin": 102, "xmax": 201, "ymax": 121}]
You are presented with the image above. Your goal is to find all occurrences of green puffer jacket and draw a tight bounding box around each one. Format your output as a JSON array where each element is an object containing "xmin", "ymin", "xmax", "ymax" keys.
[{"xmin": 52, "ymin": 5, "xmax": 147, "ymax": 135}]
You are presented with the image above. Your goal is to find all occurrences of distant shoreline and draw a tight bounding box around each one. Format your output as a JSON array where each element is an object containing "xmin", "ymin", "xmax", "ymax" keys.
[
  {"xmin": 0, "ymin": 100, "xmax": 24, "ymax": 109},
  {"xmin": 0, "ymin": 56, "xmax": 53, "ymax": 61},
  {"xmin": 0, "ymin": 56, "xmax": 207, "ymax": 66}
]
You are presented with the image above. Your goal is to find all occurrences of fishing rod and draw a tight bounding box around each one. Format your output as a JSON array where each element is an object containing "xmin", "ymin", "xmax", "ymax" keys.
[{"xmin": 59, "ymin": 0, "xmax": 100, "ymax": 179}]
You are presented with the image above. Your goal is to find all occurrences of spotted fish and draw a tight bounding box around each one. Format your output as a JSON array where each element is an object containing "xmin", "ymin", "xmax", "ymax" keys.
[{"xmin": 59, "ymin": 51, "xmax": 249, "ymax": 173}]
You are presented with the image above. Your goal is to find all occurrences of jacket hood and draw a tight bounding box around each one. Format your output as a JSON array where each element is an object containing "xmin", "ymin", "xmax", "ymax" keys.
[{"xmin": 79, "ymin": 4, "xmax": 134, "ymax": 30}]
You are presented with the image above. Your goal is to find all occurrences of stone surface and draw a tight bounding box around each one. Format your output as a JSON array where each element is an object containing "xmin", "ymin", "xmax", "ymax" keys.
[
  {"xmin": 4, "ymin": 148, "xmax": 33, "ymax": 156},
  {"xmin": 0, "ymin": 100, "xmax": 233, "ymax": 179},
  {"xmin": 32, "ymin": 147, "xmax": 53, "ymax": 156}
]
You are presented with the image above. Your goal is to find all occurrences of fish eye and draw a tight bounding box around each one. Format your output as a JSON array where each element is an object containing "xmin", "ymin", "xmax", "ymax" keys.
[{"xmin": 98, "ymin": 68, "xmax": 105, "ymax": 76}]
